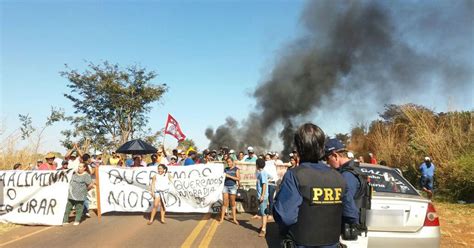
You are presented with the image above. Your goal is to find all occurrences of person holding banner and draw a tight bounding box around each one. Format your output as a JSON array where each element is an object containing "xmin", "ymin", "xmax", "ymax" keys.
[
  {"xmin": 63, "ymin": 163, "xmax": 94, "ymax": 225},
  {"xmin": 219, "ymin": 157, "xmax": 240, "ymax": 225},
  {"xmin": 148, "ymin": 164, "xmax": 172, "ymax": 225}
]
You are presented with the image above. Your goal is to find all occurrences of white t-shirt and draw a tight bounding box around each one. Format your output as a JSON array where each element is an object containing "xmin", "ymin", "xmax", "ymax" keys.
[
  {"xmin": 68, "ymin": 157, "xmax": 81, "ymax": 171},
  {"xmin": 264, "ymin": 160, "xmax": 278, "ymax": 184}
]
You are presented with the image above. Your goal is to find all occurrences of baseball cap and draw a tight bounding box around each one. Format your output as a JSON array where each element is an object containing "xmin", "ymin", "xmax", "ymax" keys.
[
  {"xmin": 247, "ymin": 146, "xmax": 254, "ymax": 152},
  {"xmin": 324, "ymin": 138, "xmax": 346, "ymax": 157},
  {"xmin": 229, "ymin": 149, "xmax": 235, "ymax": 154},
  {"xmin": 424, "ymin": 156, "xmax": 431, "ymax": 161}
]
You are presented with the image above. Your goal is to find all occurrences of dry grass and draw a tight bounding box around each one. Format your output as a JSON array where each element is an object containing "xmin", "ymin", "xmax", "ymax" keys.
[
  {"xmin": 354, "ymin": 105, "xmax": 473, "ymax": 200},
  {"xmin": 437, "ymin": 202, "xmax": 474, "ymax": 247},
  {"xmin": 0, "ymin": 131, "xmax": 44, "ymax": 170}
]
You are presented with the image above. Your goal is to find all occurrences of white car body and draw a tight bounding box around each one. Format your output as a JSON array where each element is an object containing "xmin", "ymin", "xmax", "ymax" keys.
[{"xmin": 358, "ymin": 164, "xmax": 440, "ymax": 248}]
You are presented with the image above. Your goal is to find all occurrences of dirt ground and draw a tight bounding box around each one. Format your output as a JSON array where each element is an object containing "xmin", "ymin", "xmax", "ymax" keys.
[
  {"xmin": 0, "ymin": 202, "xmax": 472, "ymax": 247},
  {"xmin": 437, "ymin": 202, "xmax": 474, "ymax": 248}
]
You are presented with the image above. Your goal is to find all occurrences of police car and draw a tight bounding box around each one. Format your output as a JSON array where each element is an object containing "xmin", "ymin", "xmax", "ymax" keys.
[{"xmin": 361, "ymin": 163, "xmax": 440, "ymax": 248}]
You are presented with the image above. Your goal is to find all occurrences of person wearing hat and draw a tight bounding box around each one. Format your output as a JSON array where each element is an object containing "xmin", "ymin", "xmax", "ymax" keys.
[
  {"xmin": 274, "ymin": 123, "xmax": 346, "ymax": 247},
  {"xmin": 324, "ymin": 138, "xmax": 371, "ymax": 243},
  {"xmin": 243, "ymin": 146, "xmax": 257, "ymax": 163},
  {"xmin": 419, "ymin": 156, "xmax": 435, "ymax": 199},
  {"xmin": 38, "ymin": 152, "xmax": 58, "ymax": 170}
]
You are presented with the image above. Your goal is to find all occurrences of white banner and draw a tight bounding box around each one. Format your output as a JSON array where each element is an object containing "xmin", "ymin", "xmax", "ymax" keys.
[
  {"xmin": 0, "ymin": 169, "xmax": 73, "ymax": 226},
  {"xmin": 99, "ymin": 164, "xmax": 225, "ymax": 214}
]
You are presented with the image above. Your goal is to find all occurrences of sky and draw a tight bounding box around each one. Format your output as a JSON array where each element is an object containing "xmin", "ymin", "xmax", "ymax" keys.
[{"xmin": 1, "ymin": 0, "xmax": 473, "ymax": 154}]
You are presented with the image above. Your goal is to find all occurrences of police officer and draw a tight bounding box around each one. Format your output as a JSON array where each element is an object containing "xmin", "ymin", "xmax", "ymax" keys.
[
  {"xmin": 324, "ymin": 138, "xmax": 370, "ymax": 241},
  {"xmin": 274, "ymin": 123, "xmax": 346, "ymax": 248}
]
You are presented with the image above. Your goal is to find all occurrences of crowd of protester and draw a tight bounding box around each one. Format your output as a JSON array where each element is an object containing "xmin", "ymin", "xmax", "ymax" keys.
[{"xmin": 8, "ymin": 142, "xmax": 383, "ymax": 233}]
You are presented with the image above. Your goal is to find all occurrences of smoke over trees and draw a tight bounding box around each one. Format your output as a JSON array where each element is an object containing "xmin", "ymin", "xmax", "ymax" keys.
[{"xmin": 206, "ymin": 0, "xmax": 473, "ymax": 156}]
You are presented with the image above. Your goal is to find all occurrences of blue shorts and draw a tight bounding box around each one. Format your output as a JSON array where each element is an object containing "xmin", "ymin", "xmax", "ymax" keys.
[
  {"xmin": 421, "ymin": 176, "xmax": 434, "ymax": 190},
  {"xmin": 223, "ymin": 184, "xmax": 238, "ymax": 195},
  {"xmin": 258, "ymin": 199, "xmax": 268, "ymax": 216}
]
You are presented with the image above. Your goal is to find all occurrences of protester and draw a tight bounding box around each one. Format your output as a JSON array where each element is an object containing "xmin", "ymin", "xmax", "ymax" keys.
[
  {"xmin": 148, "ymin": 154, "xmax": 159, "ymax": 166},
  {"xmin": 63, "ymin": 163, "xmax": 93, "ymax": 226},
  {"xmin": 132, "ymin": 155, "xmax": 145, "ymax": 167},
  {"xmin": 66, "ymin": 143, "xmax": 83, "ymax": 171},
  {"xmin": 264, "ymin": 154, "xmax": 278, "ymax": 221},
  {"xmin": 237, "ymin": 151, "xmax": 245, "ymax": 162},
  {"xmin": 288, "ymin": 153, "xmax": 298, "ymax": 169},
  {"xmin": 420, "ymin": 156, "xmax": 435, "ymax": 199},
  {"xmin": 229, "ymin": 149, "xmax": 237, "ymax": 161},
  {"xmin": 219, "ymin": 157, "xmax": 240, "ymax": 225},
  {"xmin": 108, "ymin": 152, "xmax": 121, "ymax": 165},
  {"xmin": 183, "ymin": 151, "xmax": 196, "ymax": 166},
  {"xmin": 125, "ymin": 154, "xmax": 134, "ymax": 167},
  {"xmin": 274, "ymin": 123, "xmax": 346, "ymax": 247},
  {"xmin": 13, "ymin": 163, "xmax": 22, "ymax": 170},
  {"xmin": 324, "ymin": 138, "xmax": 370, "ymax": 242},
  {"xmin": 202, "ymin": 150, "xmax": 213, "ymax": 164},
  {"xmin": 168, "ymin": 156, "xmax": 179, "ymax": 166},
  {"xmin": 369, "ymin": 152, "xmax": 377, "ymax": 164},
  {"xmin": 178, "ymin": 150, "xmax": 186, "ymax": 165},
  {"xmin": 38, "ymin": 152, "xmax": 57, "ymax": 170},
  {"xmin": 243, "ymin": 146, "xmax": 257, "ymax": 163},
  {"xmin": 255, "ymin": 158, "xmax": 269, "ymax": 237},
  {"xmin": 35, "ymin": 160, "xmax": 42, "ymax": 170},
  {"xmin": 148, "ymin": 164, "xmax": 172, "ymax": 224},
  {"xmin": 273, "ymin": 153, "xmax": 284, "ymax": 165},
  {"xmin": 58, "ymin": 160, "xmax": 69, "ymax": 170},
  {"xmin": 157, "ymin": 148, "xmax": 169, "ymax": 165},
  {"xmin": 358, "ymin": 156, "xmax": 365, "ymax": 163},
  {"xmin": 91, "ymin": 151, "xmax": 104, "ymax": 167}
]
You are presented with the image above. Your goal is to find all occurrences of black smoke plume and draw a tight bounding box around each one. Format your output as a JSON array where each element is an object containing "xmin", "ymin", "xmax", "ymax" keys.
[{"xmin": 206, "ymin": 0, "xmax": 474, "ymax": 157}]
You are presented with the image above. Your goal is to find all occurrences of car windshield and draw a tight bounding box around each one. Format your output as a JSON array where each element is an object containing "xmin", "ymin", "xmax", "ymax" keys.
[{"xmin": 360, "ymin": 166, "xmax": 419, "ymax": 195}]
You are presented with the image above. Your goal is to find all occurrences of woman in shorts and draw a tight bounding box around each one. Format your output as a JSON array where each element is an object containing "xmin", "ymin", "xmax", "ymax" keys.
[
  {"xmin": 219, "ymin": 157, "xmax": 240, "ymax": 225},
  {"xmin": 148, "ymin": 164, "xmax": 172, "ymax": 224}
]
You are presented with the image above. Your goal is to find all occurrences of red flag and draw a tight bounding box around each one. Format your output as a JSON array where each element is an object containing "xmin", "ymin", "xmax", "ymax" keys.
[{"xmin": 164, "ymin": 114, "xmax": 186, "ymax": 142}]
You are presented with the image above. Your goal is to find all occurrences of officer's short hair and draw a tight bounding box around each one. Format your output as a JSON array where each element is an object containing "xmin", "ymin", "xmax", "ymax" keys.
[{"xmin": 294, "ymin": 123, "xmax": 326, "ymax": 163}]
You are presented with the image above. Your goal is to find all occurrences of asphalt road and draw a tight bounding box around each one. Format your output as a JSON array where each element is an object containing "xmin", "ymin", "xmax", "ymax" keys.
[{"xmin": 0, "ymin": 211, "xmax": 281, "ymax": 248}]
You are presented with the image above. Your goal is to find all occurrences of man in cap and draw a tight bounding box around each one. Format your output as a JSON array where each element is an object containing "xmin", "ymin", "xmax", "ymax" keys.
[
  {"xmin": 243, "ymin": 146, "xmax": 257, "ymax": 163},
  {"xmin": 419, "ymin": 156, "xmax": 435, "ymax": 199},
  {"xmin": 324, "ymin": 138, "xmax": 371, "ymax": 243},
  {"xmin": 38, "ymin": 152, "xmax": 58, "ymax": 170},
  {"xmin": 274, "ymin": 123, "xmax": 346, "ymax": 247}
]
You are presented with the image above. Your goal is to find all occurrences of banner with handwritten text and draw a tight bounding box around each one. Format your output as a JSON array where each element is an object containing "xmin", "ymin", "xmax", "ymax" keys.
[
  {"xmin": 0, "ymin": 170, "xmax": 73, "ymax": 225},
  {"xmin": 99, "ymin": 164, "xmax": 225, "ymax": 214}
]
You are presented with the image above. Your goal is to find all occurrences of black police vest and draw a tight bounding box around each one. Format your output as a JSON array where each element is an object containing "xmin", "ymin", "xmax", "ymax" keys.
[
  {"xmin": 289, "ymin": 164, "xmax": 346, "ymax": 246},
  {"xmin": 340, "ymin": 161, "xmax": 371, "ymax": 210}
]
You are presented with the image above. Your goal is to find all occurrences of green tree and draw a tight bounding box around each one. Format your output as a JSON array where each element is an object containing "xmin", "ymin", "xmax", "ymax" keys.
[
  {"xmin": 178, "ymin": 138, "xmax": 197, "ymax": 152},
  {"xmin": 60, "ymin": 61, "xmax": 168, "ymax": 150},
  {"xmin": 19, "ymin": 107, "xmax": 68, "ymax": 153}
]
